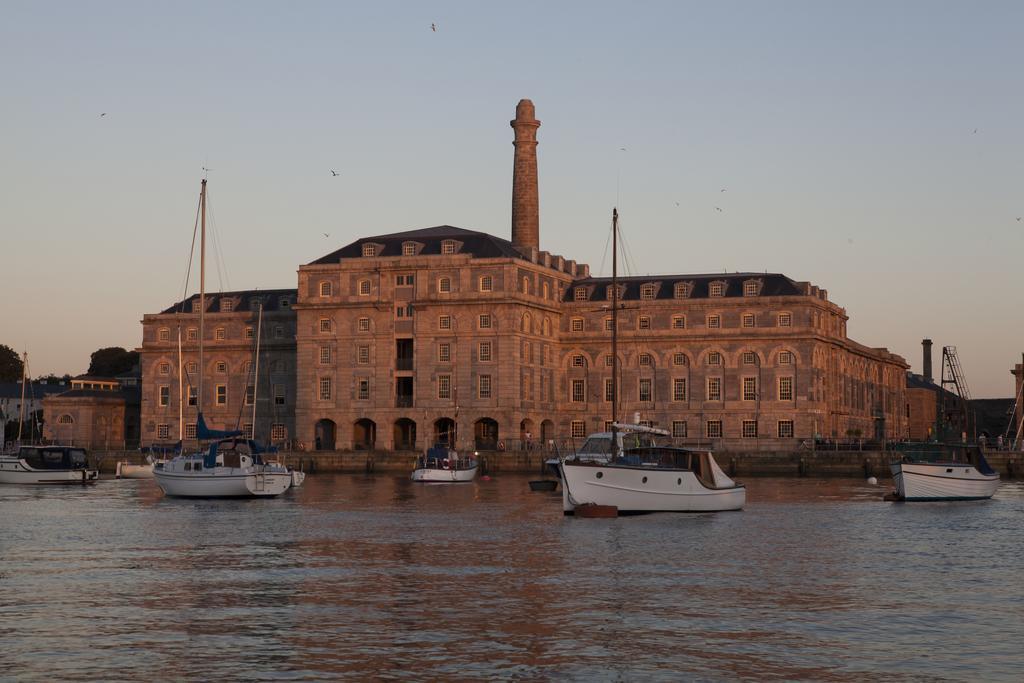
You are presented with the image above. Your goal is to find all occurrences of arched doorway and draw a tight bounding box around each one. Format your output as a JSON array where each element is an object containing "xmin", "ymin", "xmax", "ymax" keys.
[
  {"xmin": 520, "ymin": 418, "xmax": 535, "ymax": 450},
  {"xmin": 475, "ymin": 418, "xmax": 499, "ymax": 450},
  {"xmin": 394, "ymin": 418, "xmax": 416, "ymax": 451},
  {"xmin": 541, "ymin": 419, "xmax": 554, "ymax": 449},
  {"xmin": 353, "ymin": 418, "xmax": 376, "ymax": 450},
  {"xmin": 315, "ymin": 419, "xmax": 336, "ymax": 451},
  {"xmin": 434, "ymin": 417, "xmax": 456, "ymax": 447}
]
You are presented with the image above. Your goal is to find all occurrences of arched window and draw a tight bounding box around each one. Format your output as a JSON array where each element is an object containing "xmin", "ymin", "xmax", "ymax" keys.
[{"xmin": 57, "ymin": 414, "xmax": 74, "ymax": 424}]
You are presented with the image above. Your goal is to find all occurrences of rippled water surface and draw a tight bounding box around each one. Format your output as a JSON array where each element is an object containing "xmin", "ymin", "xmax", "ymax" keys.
[{"xmin": 1, "ymin": 474, "xmax": 1022, "ymax": 681}]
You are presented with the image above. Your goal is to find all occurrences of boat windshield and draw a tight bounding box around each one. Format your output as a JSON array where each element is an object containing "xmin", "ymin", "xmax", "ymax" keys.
[{"xmin": 579, "ymin": 436, "xmax": 613, "ymax": 455}]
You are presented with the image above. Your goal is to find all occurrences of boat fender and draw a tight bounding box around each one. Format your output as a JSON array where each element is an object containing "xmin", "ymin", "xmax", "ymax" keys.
[
  {"xmin": 442, "ymin": 458, "xmax": 450, "ymax": 469},
  {"xmin": 497, "ymin": 440, "xmax": 505, "ymax": 451}
]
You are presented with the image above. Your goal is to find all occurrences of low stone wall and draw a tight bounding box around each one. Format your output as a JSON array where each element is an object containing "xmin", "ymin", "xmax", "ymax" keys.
[{"xmin": 92, "ymin": 448, "xmax": 1024, "ymax": 478}]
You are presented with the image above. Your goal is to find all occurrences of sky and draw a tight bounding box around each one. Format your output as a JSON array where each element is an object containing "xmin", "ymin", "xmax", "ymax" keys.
[{"xmin": 1, "ymin": 1, "xmax": 1022, "ymax": 397}]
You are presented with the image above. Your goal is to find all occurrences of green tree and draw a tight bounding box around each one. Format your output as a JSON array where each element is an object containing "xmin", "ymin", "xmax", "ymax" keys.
[
  {"xmin": 0, "ymin": 344, "xmax": 24, "ymax": 382},
  {"xmin": 88, "ymin": 347, "xmax": 139, "ymax": 377}
]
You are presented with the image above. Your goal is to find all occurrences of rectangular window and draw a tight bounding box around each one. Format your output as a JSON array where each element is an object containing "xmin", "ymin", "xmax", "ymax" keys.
[
  {"xmin": 222, "ymin": 300, "xmax": 235, "ymax": 312},
  {"xmin": 572, "ymin": 354, "xmax": 585, "ymax": 368},
  {"xmin": 158, "ymin": 362, "xmax": 170, "ymax": 375},
  {"xmin": 710, "ymin": 282, "xmax": 724, "ymax": 297},
  {"xmin": 157, "ymin": 424, "xmax": 169, "ymax": 439},
  {"xmin": 320, "ymin": 346, "xmax": 331, "ymax": 365},
  {"xmin": 478, "ymin": 375, "xmax": 492, "ymax": 399},
  {"xmin": 396, "ymin": 274, "xmax": 414, "ymax": 286},
  {"xmin": 158, "ymin": 328, "xmax": 170, "ymax": 342},
  {"xmin": 358, "ymin": 317, "xmax": 370, "ymax": 332},
  {"xmin": 215, "ymin": 328, "xmax": 225, "ymax": 341},
  {"xmin": 439, "ymin": 315, "xmax": 452, "ymax": 330},
  {"xmin": 605, "ymin": 378, "xmax": 615, "ymax": 402},
  {"xmin": 243, "ymin": 423, "xmax": 254, "ymax": 439},
  {"xmin": 707, "ymin": 377, "xmax": 722, "ymax": 401},
  {"xmin": 640, "ymin": 284, "xmax": 655, "ymax": 300},
  {"xmin": 244, "ymin": 385, "xmax": 255, "ymax": 406},
  {"xmin": 743, "ymin": 377, "xmax": 757, "ymax": 401},
  {"xmin": 319, "ymin": 377, "xmax": 332, "ymax": 401},
  {"xmin": 742, "ymin": 313, "xmax": 755, "ymax": 328},
  {"xmin": 438, "ymin": 374, "xmax": 452, "ymax": 399},
  {"xmin": 674, "ymin": 283, "xmax": 690, "ymax": 298},
  {"xmin": 742, "ymin": 351, "xmax": 756, "ymax": 365},
  {"xmin": 604, "ymin": 318, "xmax": 613, "ymax": 331},
  {"xmin": 216, "ymin": 361, "xmax": 227, "ymax": 373},
  {"xmin": 673, "ymin": 378, "xmax": 687, "ymax": 401},
  {"xmin": 479, "ymin": 275, "xmax": 493, "ymax": 292},
  {"xmin": 673, "ymin": 352, "xmax": 687, "ymax": 366},
  {"xmin": 571, "ymin": 420, "xmax": 586, "ymax": 438},
  {"xmin": 638, "ymin": 316, "xmax": 651, "ymax": 330},
  {"xmin": 779, "ymin": 351, "xmax": 794, "ymax": 365},
  {"xmin": 706, "ymin": 420, "xmax": 722, "ymax": 438},
  {"xmin": 320, "ymin": 281, "xmax": 332, "ymax": 297},
  {"xmin": 395, "ymin": 304, "xmax": 413, "ymax": 318},
  {"xmin": 357, "ymin": 378, "xmax": 369, "ymax": 400},
  {"xmin": 571, "ymin": 318, "xmax": 584, "ymax": 332},
  {"xmin": 672, "ymin": 420, "xmax": 688, "ymax": 438},
  {"xmin": 274, "ymin": 325, "xmax": 285, "ymax": 339},
  {"xmin": 185, "ymin": 423, "xmax": 197, "ymax": 439},
  {"xmin": 708, "ymin": 315, "xmax": 721, "ymax": 329},
  {"xmin": 187, "ymin": 387, "xmax": 197, "ymax": 406},
  {"xmin": 479, "ymin": 341, "xmax": 492, "ymax": 362},
  {"xmin": 605, "ymin": 355, "xmax": 614, "ymax": 367},
  {"xmin": 778, "ymin": 420, "xmax": 794, "ymax": 438},
  {"xmin": 187, "ymin": 328, "xmax": 198, "ymax": 341},
  {"xmin": 744, "ymin": 282, "xmax": 759, "ymax": 297},
  {"xmin": 438, "ymin": 343, "xmax": 451, "ymax": 363},
  {"xmin": 779, "ymin": 312, "xmax": 792, "ymax": 327},
  {"xmin": 362, "ymin": 244, "xmax": 376, "ymax": 257},
  {"xmin": 571, "ymin": 379, "xmax": 586, "ymax": 402},
  {"xmin": 708, "ymin": 352, "xmax": 722, "ymax": 366},
  {"xmin": 779, "ymin": 376, "xmax": 794, "ymax": 401},
  {"xmin": 273, "ymin": 384, "xmax": 285, "ymax": 406},
  {"xmin": 245, "ymin": 327, "xmax": 255, "ymax": 339},
  {"xmin": 159, "ymin": 385, "xmax": 170, "ymax": 407},
  {"xmin": 438, "ymin": 277, "xmax": 451, "ymax": 293},
  {"xmin": 574, "ymin": 287, "xmax": 588, "ymax": 301},
  {"xmin": 357, "ymin": 346, "xmax": 370, "ymax": 364},
  {"xmin": 742, "ymin": 420, "xmax": 758, "ymax": 438},
  {"xmin": 319, "ymin": 318, "xmax": 331, "ymax": 333},
  {"xmin": 639, "ymin": 378, "xmax": 652, "ymax": 402},
  {"xmin": 271, "ymin": 424, "xmax": 287, "ymax": 441},
  {"xmin": 478, "ymin": 314, "xmax": 492, "ymax": 329},
  {"xmin": 441, "ymin": 241, "xmax": 455, "ymax": 255},
  {"xmin": 358, "ymin": 280, "xmax": 371, "ymax": 295},
  {"xmin": 402, "ymin": 244, "xmax": 416, "ymax": 256},
  {"xmin": 216, "ymin": 384, "xmax": 227, "ymax": 405},
  {"xmin": 672, "ymin": 315, "xmax": 685, "ymax": 329},
  {"xmin": 279, "ymin": 297, "xmax": 291, "ymax": 308}
]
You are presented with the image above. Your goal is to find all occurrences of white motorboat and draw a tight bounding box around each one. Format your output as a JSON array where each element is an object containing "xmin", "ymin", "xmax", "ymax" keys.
[
  {"xmin": 0, "ymin": 446, "xmax": 99, "ymax": 485},
  {"xmin": 560, "ymin": 443, "xmax": 745, "ymax": 513},
  {"xmin": 155, "ymin": 438, "xmax": 292, "ymax": 498},
  {"xmin": 116, "ymin": 461, "xmax": 154, "ymax": 479},
  {"xmin": 412, "ymin": 445, "xmax": 478, "ymax": 482},
  {"xmin": 889, "ymin": 449, "xmax": 999, "ymax": 501}
]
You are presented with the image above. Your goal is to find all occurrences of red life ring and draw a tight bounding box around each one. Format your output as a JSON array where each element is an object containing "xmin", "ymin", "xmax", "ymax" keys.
[{"xmin": 497, "ymin": 440, "xmax": 505, "ymax": 451}]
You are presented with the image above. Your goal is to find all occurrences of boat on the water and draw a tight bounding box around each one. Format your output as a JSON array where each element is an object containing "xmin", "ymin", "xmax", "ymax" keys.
[
  {"xmin": 116, "ymin": 461, "xmax": 154, "ymax": 479},
  {"xmin": 0, "ymin": 446, "xmax": 99, "ymax": 485},
  {"xmin": 412, "ymin": 444, "xmax": 478, "ymax": 482},
  {"xmin": 889, "ymin": 446, "xmax": 999, "ymax": 501}
]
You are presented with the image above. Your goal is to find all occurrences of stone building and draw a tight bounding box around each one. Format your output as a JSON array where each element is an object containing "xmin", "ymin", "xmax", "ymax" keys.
[
  {"xmin": 140, "ymin": 99, "xmax": 909, "ymax": 452},
  {"xmin": 137, "ymin": 289, "xmax": 297, "ymax": 447},
  {"xmin": 42, "ymin": 375, "xmax": 141, "ymax": 449}
]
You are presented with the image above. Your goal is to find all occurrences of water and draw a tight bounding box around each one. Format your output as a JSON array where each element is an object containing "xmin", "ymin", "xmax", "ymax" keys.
[{"xmin": 1, "ymin": 475, "xmax": 1022, "ymax": 681}]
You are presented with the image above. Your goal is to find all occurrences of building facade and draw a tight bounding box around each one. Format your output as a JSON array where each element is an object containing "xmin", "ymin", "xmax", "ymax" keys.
[{"xmin": 42, "ymin": 375, "xmax": 141, "ymax": 449}]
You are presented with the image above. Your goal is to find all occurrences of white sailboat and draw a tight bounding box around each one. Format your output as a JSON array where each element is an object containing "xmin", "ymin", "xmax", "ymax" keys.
[
  {"xmin": 890, "ymin": 446, "xmax": 999, "ymax": 501},
  {"xmin": 412, "ymin": 444, "xmax": 478, "ymax": 482},
  {"xmin": 153, "ymin": 178, "xmax": 291, "ymax": 498},
  {"xmin": 559, "ymin": 208, "xmax": 745, "ymax": 514}
]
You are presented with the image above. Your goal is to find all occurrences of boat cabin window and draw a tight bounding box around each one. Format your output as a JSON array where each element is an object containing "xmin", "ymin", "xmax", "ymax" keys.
[
  {"xmin": 579, "ymin": 436, "xmax": 613, "ymax": 455},
  {"xmin": 184, "ymin": 462, "xmax": 192, "ymax": 471}
]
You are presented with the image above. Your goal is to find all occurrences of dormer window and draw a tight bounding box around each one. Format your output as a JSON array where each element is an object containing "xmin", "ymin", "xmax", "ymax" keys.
[
  {"xmin": 573, "ymin": 287, "xmax": 588, "ymax": 301},
  {"xmin": 441, "ymin": 240, "xmax": 456, "ymax": 255},
  {"xmin": 191, "ymin": 300, "xmax": 202, "ymax": 313},
  {"xmin": 402, "ymin": 243, "xmax": 417, "ymax": 256},
  {"xmin": 319, "ymin": 281, "xmax": 332, "ymax": 297},
  {"xmin": 674, "ymin": 282, "xmax": 692, "ymax": 299},
  {"xmin": 221, "ymin": 299, "xmax": 235, "ymax": 312},
  {"xmin": 279, "ymin": 297, "xmax": 290, "ymax": 308},
  {"xmin": 744, "ymin": 280, "xmax": 762, "ymax": 297},
  {"xmin": 640, "ymin": 283, "xmax": 656, "ymax": 300},
  {"xmin": 606, "ymin": 284, "xmax": 624, "ymax": 300},
  {"xmin": 709, "ymin": 282, "xmax": 725, "ymax": 297},
  {"xmin": 362, "ymin": 243, "xmax": 377, "ymax": 257}
]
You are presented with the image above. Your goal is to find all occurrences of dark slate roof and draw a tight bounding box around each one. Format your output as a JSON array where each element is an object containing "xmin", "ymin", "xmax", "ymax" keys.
[
  {"xmin": 563, "ymin": 273, "xmax": 804, "ymax": 302},
  {"xmin": 905, "ymin": 373, "xmax": 938, "ymax": 391},
  {"xmin": 160, "ymin": 288, "xmax": 298, "ymax": 315},
  {"xmin": 308, "ymin": 226, "xmax": 524, "ymax": 265},
  {"xmin": 0, "ymin": 382, "xmax": 69, "ymax": 399},
  {"xmin": 46, "ymin": 387, "xmax": 141, "ymax": 404}
]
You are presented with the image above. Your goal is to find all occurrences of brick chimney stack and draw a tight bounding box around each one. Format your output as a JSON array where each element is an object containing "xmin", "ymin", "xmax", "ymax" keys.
[
  {"xmin": 922, "ymin": 339, "xmax": 933, "ymax": 383},
  {"xmin": 510, "ymin": 99, "xmax": 540, "ymax": 252}
]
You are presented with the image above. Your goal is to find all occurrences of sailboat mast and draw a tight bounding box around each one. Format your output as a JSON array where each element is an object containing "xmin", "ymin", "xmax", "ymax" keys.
[
  {"xmin": 251, "ymin": 302, "xmax": 263, "ymax": 440},
  {"xmin": 611, "ymin": 208, "xmax": 619, "ymax": 454},
  {"xmin": 198, "ymin": 179, "xmax": 207, "ymax": 413},
  {"xmin": 177, "ymin": 325, "xmax": 183, "ymax": 440},
  {"xmin": 17, "ymin": 351, "xmax": 27, "ymax": 443}
]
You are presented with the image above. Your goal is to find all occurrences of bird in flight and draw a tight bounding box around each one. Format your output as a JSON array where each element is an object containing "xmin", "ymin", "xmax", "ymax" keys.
[
  {"xmin": 431, "ymin": 23, "xmax": 437, "ymax": 32},
  {"xmin": 330, "ymin": 170, "xmax": 340, "ymax": 176},
  {"xmin": 714, "ymin": 207, "xmax": 723, "ymax": 212},
  {"xmin": 100, "ymin": 113, "xmax": 107, "ymax": 117},
  {"xmin": 323, "ymin": 233, "xmax": 330, "ymax": 238},
  {"xmin": 720, "ymin": 188, "xmax": 726, "ymax": 192},
  {"xmin": 619, "ymin": 147, "xmax": 627, "ymax": 151},
  {"xmin": 1017, "ymin": 217, "xmax": 1022, "ymax": 222},
  {"xmin": 675, "ymin": 202, "xmax": 680, "ymax": 206},
  {"xmin": 973, "ymin": 128, "xmax": 978, "ymax": 134}
]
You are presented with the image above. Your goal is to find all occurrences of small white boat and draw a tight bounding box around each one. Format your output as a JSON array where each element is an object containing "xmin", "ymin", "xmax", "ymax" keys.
[
  {"xmin": 0, "ymin": 446, "xmax": 99, "ymax": 485},
  {"xmin": 265, "ymin": 460, "xmax": 306, "ymax": 488},
  {"xmin": 560, "ymin": 445, "xmax": 745, "ymax": 514},
  {"xmin": 890, "ymin": 449, "xmax": 999, "ymax": 501},
  {"xmin": 412, "ymin": 445, "xmax": 478, "ymax": 482},
  {"xmin": 154, "ymin": 439, "xmax": 292, "ymax": 498},
  {"xmin": 116, "ymin": 461, "xmax": 154, "ymax": 479}
]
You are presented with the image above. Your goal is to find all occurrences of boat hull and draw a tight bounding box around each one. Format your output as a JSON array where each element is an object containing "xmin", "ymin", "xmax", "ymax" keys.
[
  {"xmin": 0, "ymin": 457, "xmax": 98, "ymax": 485},
  {"xmin": 560, "ymin": 462, "xmax": 745, "ymax": 513},
  {"xmin": 411, "ymin": 465, "xmax": 478, "ymax": 482},
  {"xmin": 116, "ymin": 462, "xmax": 155, "ymax": 479},
  {"xmin": 890, "ymin": 461, "xmax": 999, "ymax": 501},
  {"xmin": 154, "ymin": 469, "xmax": 292, "ymax": 497}
]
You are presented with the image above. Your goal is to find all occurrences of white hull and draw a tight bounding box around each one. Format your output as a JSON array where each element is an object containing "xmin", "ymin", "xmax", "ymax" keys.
[
  {"xmin": 154, "ymin": 468, "xmax": 291, "ymax": 497},
  {"xmin": 116, "ymin": 462, "xmax": 155, "ymax": 479},
  {"xmin": 560, "ymin": 461, "xmax": 745, "ymax": 513},
  {"xmin": 0, "ymin": 457, "xmax": 98, "ymax": 485},
  {"xmin": 411, "ymin": 465, "xmax": 478, "ymax": 482},
  {"xmin": 290, "ymin": 470, "xmax": 306, "ymax": 487},
  {"xmin": 890, "ymin": 461, "xmax": 999, "ymax": 501}
]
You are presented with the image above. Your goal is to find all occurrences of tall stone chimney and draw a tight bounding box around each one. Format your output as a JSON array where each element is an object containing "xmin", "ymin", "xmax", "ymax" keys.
[
  {"xmin": 922, "ymin": 339, "xmax": 933, "ymax": 383},
  {"xmin": 511, "ymin": 99, "xmax": 540, "ymax": 252}
]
